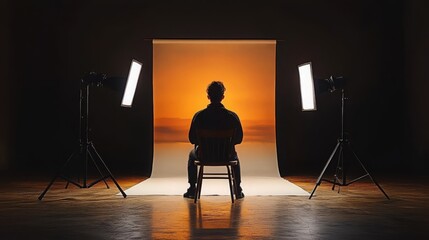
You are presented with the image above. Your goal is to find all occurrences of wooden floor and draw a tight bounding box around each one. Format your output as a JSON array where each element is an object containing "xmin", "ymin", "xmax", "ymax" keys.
[{"xmin": 0, "ymin": 174, "xmax": 428, "ymax": 240}]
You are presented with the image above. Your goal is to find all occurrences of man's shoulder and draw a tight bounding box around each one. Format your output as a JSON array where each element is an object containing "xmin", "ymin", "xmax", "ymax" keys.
[
  {"xmin": 194, "ymin": 108, "xmax": 206, "ymax": 116},
  {"xmin": 224, "ymin": 108, "xmax": 239, "ymax": 118}
]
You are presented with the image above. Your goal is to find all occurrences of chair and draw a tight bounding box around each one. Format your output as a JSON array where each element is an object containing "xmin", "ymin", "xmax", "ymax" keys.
[{"xmin": 194, "ymin": 128, "xmax": 238, "ymax": 203}]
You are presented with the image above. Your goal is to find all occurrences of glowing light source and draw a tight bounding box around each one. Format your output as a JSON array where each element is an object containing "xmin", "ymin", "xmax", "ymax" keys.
[
  {"xmin": 298, "ymin": 62, "xmax": 316, "ymax": 111},
  {"xmin": 121, "ymin": 59, "xmax": 142, "ymax": 107}
]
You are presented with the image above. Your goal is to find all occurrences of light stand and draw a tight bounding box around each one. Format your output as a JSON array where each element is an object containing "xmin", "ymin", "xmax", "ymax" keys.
[
  {"xmin": 38, "ymin": 73, "xmax": 127, "ymax": 200},
  {"xmin": 308, "ymin": 89, "xmax": 389, "ymax": 199}
]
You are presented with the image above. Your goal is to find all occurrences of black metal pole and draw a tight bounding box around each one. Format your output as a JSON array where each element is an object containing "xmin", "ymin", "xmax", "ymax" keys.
[
  {"xmin": 80, "ymin": 80, "xmax": 89, "ymax": 188},
  {"xmin": 341, "ymin": 89, "xmax": 345, "ymax": 141},
  {"xmin": 340, "ymin": 90, "xmax": 346, "ymax": 185}
]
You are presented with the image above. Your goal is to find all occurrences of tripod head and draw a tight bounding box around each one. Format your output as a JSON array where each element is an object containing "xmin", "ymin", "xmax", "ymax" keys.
[
  {"xmin": 81, "ymin": 72, "xmax": 107, "ymax": 87},
  {"xmin": 315, "ymin": 76, "xmax": 346, "ymax": 94}
]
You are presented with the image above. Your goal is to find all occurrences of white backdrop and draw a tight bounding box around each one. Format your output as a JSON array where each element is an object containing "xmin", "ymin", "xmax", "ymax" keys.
[{"xmin": 151, "ymin": 142, "xmax": 280, "ymax": 178}]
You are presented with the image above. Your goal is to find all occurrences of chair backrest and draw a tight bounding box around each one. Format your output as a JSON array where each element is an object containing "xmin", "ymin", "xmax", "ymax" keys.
[{"xmin": 196, "ymin": 128, "xmax": 235, "ymax": 164}]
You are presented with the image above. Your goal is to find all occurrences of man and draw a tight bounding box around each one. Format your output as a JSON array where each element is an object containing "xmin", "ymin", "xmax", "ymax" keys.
[{"xmin": 183, "ymin": 81, "xmax": 244, "ymax": 199}]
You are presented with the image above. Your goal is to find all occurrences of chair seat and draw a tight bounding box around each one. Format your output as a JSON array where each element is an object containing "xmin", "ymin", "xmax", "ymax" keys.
[{"xmin": 194, "ymin": 160, "xmax": 238, "ymax": 166}]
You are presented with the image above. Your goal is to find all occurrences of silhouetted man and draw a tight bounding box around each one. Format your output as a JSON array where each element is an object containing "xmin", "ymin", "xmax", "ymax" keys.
[{"xmin": 183, "ymin": 81, "xmax": 244, "ymax": 199}]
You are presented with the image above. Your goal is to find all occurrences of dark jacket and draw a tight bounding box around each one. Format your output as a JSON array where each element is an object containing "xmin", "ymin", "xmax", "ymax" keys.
[{"xmin": 189, "ymin": 103, "xmax": 243, "ymax": 145}]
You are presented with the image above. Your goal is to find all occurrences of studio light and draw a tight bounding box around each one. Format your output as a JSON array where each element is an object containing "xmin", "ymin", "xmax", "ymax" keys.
[
  {"xmin": 39, "ymin": 59, "xmax": 143, "ymax": 200},
  {"xmin": 297, "ymin": 62, "xmax": 389, "ymax": 200},
  {"xmin": 315, "ymin": 75, "xmax": 346, "ymax": 94},
  {"xmin": 121, "ymin": 59, "xmax": 142, "ymax": 107},
  {"xmin": 298, "ymin": 62, "xmax": 316, "ymax": 111}
]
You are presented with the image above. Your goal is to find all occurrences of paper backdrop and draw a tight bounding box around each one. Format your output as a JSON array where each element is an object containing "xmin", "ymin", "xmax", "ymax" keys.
[{"xmin": 152, "ymin": 40, "xmax": 278, "ymax": 178}]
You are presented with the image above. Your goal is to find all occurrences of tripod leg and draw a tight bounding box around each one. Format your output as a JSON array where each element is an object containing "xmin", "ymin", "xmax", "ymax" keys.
[
  {"xmin": 39, "ymin": 151, "xmax": 76, "ymax": 200},
  {"xmin": 65, "ymin": 150, "xmax": 83, "ymax": 189},
  {"xmin": 87, "ymin": 147, "xmax": 110, "ymax": 189},
  {"xmin": 39, "ymin": 175, "xmax": 59, "ymax": 201},
  {"xmin": 332, "ymin": 144, "xmax": 344, "ymax": 191},
  {"xmin": 90, "ymin": 144, "xmax": 127, "ymax": 198},
  {"xmin": 309, "ymin": 142, "xmax": 341, "ymax": 199},
  {"xmin": 348, "ymin": 145, "xmax": 390, "ymax": 200}
]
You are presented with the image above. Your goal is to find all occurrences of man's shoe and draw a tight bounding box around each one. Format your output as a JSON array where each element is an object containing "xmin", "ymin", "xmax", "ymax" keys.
[
  {"xmin": 183, "ymin": 187, "xmax": 196, "ymax": 199},
  {"xmin": 236, "ymin": 191, "xmax": 245, "ymax": 199},
  {"xmin": 236, "ymin": 186, "xmax": 244, "ymax": 199}
]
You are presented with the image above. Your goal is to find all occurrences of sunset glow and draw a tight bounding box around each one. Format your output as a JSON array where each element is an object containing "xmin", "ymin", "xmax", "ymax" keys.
[{"xmin": 153, "ymin": 40, "xmax": 276, "ymax": 144}]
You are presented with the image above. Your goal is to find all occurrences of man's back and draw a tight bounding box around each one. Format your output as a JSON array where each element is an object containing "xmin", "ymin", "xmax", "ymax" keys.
[{"xmin": 189, "ymin": 103, "xmax": 243, "ymax": 145}]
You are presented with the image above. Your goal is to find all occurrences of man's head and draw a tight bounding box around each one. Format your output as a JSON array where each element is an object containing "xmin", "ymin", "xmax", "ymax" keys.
[{"xmin": 207, "ymin": 81, "xmax": 225, "ymax": 103}]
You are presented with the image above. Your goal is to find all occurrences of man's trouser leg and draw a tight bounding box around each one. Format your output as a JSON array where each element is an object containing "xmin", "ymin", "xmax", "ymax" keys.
[
  {"xmin": 232, "ymin": 153, "xmax": 242, "ymax": 191},
  {"xmin": 187, "ymin": 148, "xmax": 198, "ymax": 187}
]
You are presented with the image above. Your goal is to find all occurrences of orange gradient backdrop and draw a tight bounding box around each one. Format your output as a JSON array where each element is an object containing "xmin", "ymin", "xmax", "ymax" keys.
[{"xmin": 152, "ymin": 40, "xmax": 278, "ymax": 177}]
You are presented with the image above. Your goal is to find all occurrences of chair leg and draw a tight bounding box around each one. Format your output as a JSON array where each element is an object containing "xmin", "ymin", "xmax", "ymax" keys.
[
  {"xmin": 194, "ymin": 166, "xmax": 199, "ymax": 203},
  {"xmin": 231, "ymin": 166, "xmax": 239, "ymax": 199},
  {"xmin": 226, "ymin": 165, "xmax": 235, "ymax": 203},
  {"xmin": 198, "ymin": 166, "xmax": 204, "ymax": 199},
  {"xmin": 194, "ymin": 165, "xmax": 204, "ymax": 203}
]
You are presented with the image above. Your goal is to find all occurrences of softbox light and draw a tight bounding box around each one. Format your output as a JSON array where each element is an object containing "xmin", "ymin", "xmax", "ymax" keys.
[
  {"xmin": 121, "ymin": 59, "xmax": 142, "ymax": 107},
  {"xmin": 298, "ymin": 62, "xmax": 316, "ymax": 111}
]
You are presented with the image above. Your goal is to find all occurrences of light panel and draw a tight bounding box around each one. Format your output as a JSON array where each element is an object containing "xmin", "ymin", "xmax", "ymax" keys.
[
  {"xmin": 121, "ymin": 59, "xmax": 142, "ymax": 107},
  {"xmin": 298, "ymin": 62, "xmax": 317, "ymax": 111}
]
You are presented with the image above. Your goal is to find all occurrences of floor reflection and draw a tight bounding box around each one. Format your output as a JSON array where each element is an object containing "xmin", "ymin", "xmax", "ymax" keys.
[
  {"xmin": 141, "ymin": 197, "xmax": 283, "ymax": 239},
  {"xmin": 188, "ymin": 200, "xmax": 241, "ymax": 239}
]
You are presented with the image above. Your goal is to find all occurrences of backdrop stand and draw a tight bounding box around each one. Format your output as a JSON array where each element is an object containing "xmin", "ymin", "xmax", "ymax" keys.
[
  {"xmin": 38, "ymin": 76, "xmax": 127, "ymax": 200},
  {"xmin": 309, "ymin": 89, "xmax": 389, "ymax": 200}
]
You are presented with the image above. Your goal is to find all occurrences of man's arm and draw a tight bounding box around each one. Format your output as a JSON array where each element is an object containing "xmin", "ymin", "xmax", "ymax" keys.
[
  {"xmin": 188, "ymin": 112, "xmax": 199, "ymax": 145},
  {"xmin": 231, "ymin": 112, "xmax": 243, "ymax": 145}
]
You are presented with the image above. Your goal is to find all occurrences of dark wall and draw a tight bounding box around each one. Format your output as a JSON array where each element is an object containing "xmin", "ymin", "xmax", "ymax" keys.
[
  {"xmin": 7, "ymin": 1, "xmax": 68, "ymax": 174},
  {"xmin": 404, "ymin": 0, "xmax": 429, "ymax": 174},
  {"xmin": 7, "ymin": 0, "xmax": 155, "ymax": 175},
  {"xmin": 3, "ymin": 0, "xmax": 424, "ymax": 176},
  {"xmin": 0, "ymin": 0, "xmax": 11, "ymax": 170}
]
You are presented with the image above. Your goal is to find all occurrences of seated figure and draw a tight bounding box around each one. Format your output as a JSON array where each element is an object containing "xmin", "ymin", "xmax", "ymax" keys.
[{"xmin": 183, "ymin": 81, "xmax": 244, "ymax": 199}]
